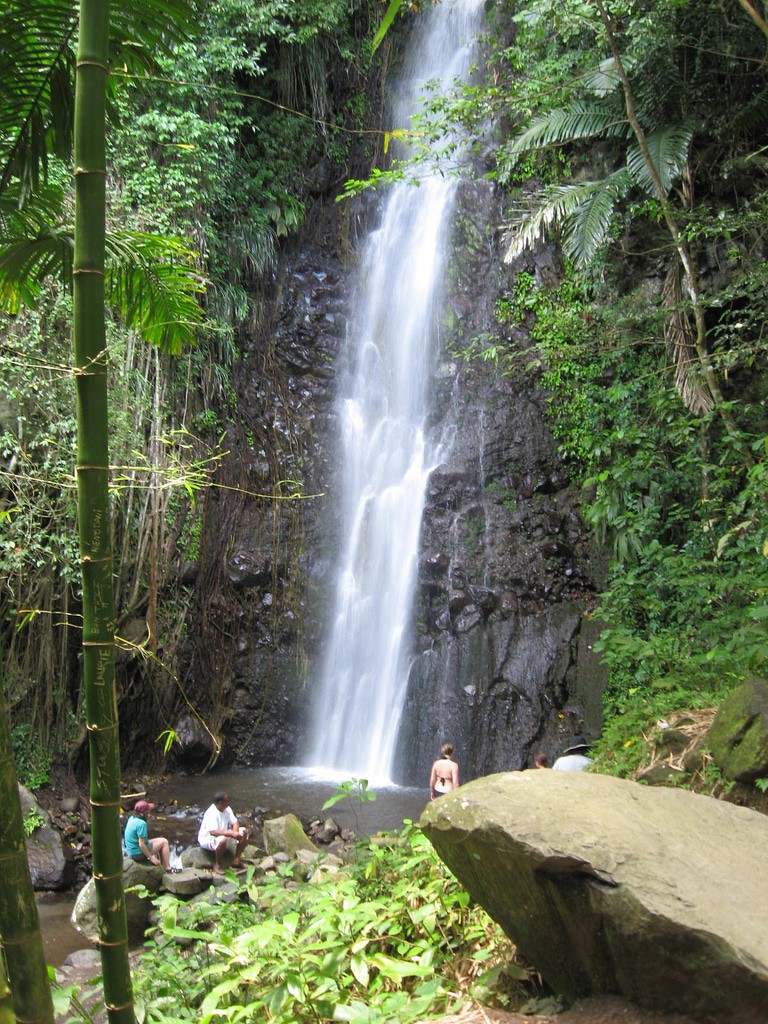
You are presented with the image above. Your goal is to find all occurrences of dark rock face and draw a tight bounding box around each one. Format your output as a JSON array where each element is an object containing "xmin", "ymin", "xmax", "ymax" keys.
[
  {"xmin": 193, "ymin": 180, "xmax": 606, "ymax": 781},
  {"xmin": 421, "ymin": 771, "xmax": 768, "ymax": 1024},
  {"xmin": 19, "ymin": 784, "xmax": 75, "ymax": 890}
]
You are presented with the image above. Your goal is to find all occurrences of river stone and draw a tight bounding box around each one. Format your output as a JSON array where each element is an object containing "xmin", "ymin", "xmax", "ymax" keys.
[
  {"xmin": 421, "ymin": 771, "xmax": 768, "ymax": 1024},
  {"xmin": 708, "ymin": 678, "xmax": 768, "ymax": 782},
  {"xmin": 72, "ymin": 858, "xmax": 163, "ymax": 944},
  {"xmin": 262, "ymin": 814, "xmax": 318, "ymax": 857},
  {"xmin": 162, "ymin": 868, "xmax": 204, "ymax": 897},
  {"xmin": 26, "ymin": 823, "xmax": 75, "ymax": 890}
]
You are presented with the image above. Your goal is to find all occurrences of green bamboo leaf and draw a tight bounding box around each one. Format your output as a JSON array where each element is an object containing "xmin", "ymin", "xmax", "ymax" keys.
[{"xmin": 371, "ymin": 0, "xmax": 404, "ymax": 55}]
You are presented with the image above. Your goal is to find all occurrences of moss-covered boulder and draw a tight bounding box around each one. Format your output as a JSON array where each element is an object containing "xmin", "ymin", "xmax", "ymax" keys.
[
  {"xmin": 421, "ymin": 771, "xmax": 768, "ymax": 1024},
  {"xmin": 262, "ymin": 814, "xmax": 318, "ymax": 858},
  {"xmin": 708, "ymin": 678, "xmax": 768, "ymax": 782}
]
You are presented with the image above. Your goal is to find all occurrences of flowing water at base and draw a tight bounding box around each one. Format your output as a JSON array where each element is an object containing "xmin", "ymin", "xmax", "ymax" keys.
[{"xmin": 148, "ymin": 766, "xmax": 428, "ymax": 834}]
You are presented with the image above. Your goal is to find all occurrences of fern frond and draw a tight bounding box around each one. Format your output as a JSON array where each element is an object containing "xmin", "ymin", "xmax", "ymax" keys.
[
  {"xmin": 561, "ymin": 169, "xmax": 631, "ymax": 266},
  {"xmin": 626, "ymin": 124, "xmax": 694, "ymax": 196},
  {"xmin": 501, "ymin": 99, "xmax": 630, "ymax": 163}
]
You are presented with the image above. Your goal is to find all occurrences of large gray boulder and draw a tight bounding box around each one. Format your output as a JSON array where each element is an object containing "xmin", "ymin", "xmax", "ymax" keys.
[
  {"xmin": 72, "ymin": 858, "xmax": 163, "ymax": 944},
  {"xmin": 708, "ymin": 678, "xmax": 768, "ymax": 782},
  {"xmin": 421, "ymin": 771, "xmax": 768, "ymax": 1024}
]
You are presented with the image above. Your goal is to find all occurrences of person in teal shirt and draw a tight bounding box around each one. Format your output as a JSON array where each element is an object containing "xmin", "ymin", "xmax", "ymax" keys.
[{"xmin": 124, "ymin": 800, "xmax": 176, "ymax": 871}]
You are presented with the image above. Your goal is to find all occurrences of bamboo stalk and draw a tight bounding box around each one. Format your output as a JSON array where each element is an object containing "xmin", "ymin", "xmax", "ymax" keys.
[{"xmin": 73, "ymin": 2, "xmax": 135, "ymax": 1021}]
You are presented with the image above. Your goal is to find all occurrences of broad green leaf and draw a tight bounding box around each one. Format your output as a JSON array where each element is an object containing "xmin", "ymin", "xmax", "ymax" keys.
[{"xmin": 350, "ymin": 953, "xmax": 370, "ymax": 987}]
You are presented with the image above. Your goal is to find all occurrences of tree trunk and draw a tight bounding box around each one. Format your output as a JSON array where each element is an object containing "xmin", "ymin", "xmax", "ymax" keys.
[
  {"xmin": 0, "ymin": 658, "xmax": 55, "ymax": 1024},
  {"xmin": 73, "ymin": 2, "xmax": 135, "ymax": 1022}
]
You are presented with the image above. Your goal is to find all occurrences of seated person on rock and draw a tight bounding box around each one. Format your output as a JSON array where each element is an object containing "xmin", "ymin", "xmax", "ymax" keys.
[
  {"xmin": 198, "ymin": 791, "xmax": 248, "ymax": 874},
  {"xmin": 125, "ymin": 800, "xmax": 176, "ymax": 871},
  {"xmin": 552, "ymin": 735, "xmax": 593, "ymax": 771}
]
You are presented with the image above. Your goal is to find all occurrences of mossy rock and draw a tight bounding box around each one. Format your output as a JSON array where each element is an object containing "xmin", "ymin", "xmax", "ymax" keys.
[
  {"xmin": 262, "ymin": 813, "xmax": 318, "ymax": 858},
  {"xmin": 708, "ymin": 679, "xmax": 768, "ymax": 783}
]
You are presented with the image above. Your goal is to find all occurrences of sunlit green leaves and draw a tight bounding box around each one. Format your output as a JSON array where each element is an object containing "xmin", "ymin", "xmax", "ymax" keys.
[{"xmin": 136, "ymin": 823, "xmax": 519, "ymax": 1024}]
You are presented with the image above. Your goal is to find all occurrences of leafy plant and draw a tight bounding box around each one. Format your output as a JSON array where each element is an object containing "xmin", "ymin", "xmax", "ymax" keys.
[
  {"xmin": 323, "ymin": 777, "xmax": 377, "ymax": 838},
  {"xmin": 132, "ymin": 821, "xmax": 525, "ymax": 1024},
  {"xmin": 23, "ymin": 807, "xmax": 46, "ymax": 837},
  {"xmin": 322, "ymin": 777, "xmax": 377, "ymax": 811}
]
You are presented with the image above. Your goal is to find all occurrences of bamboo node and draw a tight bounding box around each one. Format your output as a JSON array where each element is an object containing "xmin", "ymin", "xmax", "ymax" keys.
[
  {"xmin": 93, "ymin": 871, "xmax": 124, "ymax": 881},
  {"xmin": 105, "ymin": 1002, "xmax": 135, "ymax": 1013},
  {"xmin": 72, "ymin": 267, "xmax": 106, "ymax": 276},
  {"xmin": 73, "ymin": 166, "xmax": 107, "ymax": 176}
]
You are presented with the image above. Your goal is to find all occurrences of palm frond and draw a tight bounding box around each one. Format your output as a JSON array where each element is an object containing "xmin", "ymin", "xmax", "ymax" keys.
[
  {"xmin": 582, "ymin": 57, "xmax": 621, "ymax": 98},
  {"xmin": 106, "ymin": 231, "xmax": 205, "ymax": 353},
  {"xmin": 0, "ymin": 181, "xmax": 66, "ymax": 236},
  {"xmin": 561, "ymin": 169, "xmax": 631, "ymax": 266},
  {"xmin": 0, "ymin": 221, "xmax": 204, "ymax": 352},
  {"xmin": 0, "ymin": 224, "xmax": 72, "ymax": 312},
  {"xmin": 0, "ymin": 0, "xmax": 195, "ymax": 203},
  {"xmin": 662, "ymin": 264, "xmax": 713, "ymax": 415},
  {"xmin": 500, "ymin": 99, "xmax": 630, "ymax": 164},
  {"xmin": 504, "ymin": 171, "xmax": 630, "ymax": 265},
  {"xmin": 626, "ymin": 124, "xmax": 694, "ymax": 196},
  {"xmin": 0, "ymin": 0, "xmax": 77, "ymax": 200}
]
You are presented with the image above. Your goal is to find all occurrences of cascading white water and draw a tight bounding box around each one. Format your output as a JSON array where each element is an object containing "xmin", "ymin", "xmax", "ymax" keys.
[{"xmin": 307, "ymin": 0, "xmax": 485, "ymax": 783}]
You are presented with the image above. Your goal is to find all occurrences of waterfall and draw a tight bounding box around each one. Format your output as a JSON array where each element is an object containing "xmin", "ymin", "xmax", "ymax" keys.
[{"xmin": 307, "ymin": 0, "xmax": 485, "ymax": 783}]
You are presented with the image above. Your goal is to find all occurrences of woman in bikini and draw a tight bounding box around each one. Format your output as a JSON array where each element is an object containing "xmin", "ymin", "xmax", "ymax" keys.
[{"xmin": 429, "ymin": 742, "xmax": 459, "ymax": 800}]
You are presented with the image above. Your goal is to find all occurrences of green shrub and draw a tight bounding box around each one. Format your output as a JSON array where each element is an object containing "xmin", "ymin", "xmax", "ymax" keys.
[{"xmin": 133, "ymin": 822, "xmax": 525, "ymax": 1023}]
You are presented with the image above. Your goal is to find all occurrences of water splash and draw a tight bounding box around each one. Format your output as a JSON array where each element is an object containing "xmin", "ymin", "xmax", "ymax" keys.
[{"xmin": 307, "ymin": 0, "xmax": 485, "ymax": 783}]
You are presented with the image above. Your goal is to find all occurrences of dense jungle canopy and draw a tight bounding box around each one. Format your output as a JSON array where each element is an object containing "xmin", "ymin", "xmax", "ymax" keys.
[{"xmin": 1, "ymin": 0, "xmax": 767, "ymax": 786}]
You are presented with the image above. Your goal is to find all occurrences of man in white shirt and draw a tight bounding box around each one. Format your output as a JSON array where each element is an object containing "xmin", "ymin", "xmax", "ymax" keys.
[
  {"xmin": 198, "ymin": 791, "xmax": 249, "ymax": 874},
  {"xmin": 552, "ymin": 736, "xmax": 593, "ymax": 772}
]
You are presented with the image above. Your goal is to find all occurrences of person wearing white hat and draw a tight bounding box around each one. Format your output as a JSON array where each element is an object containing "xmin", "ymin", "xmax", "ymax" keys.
[
  {"xmin": 124, "ymin": 800, "xmax": 176, "ymax": 871},
  {"xmin": 552, "ymin": 736, "xmax": 593, "ymax": 772}
]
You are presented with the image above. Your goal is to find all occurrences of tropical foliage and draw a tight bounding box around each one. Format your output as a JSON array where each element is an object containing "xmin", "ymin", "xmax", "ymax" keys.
[
  {"xmin": 482, "ymin": 0, "xmax": 768, "ymax": 736},
  {"xmin": 110, "ymin": 824, "xmax": 523, "ymax": 1024}
]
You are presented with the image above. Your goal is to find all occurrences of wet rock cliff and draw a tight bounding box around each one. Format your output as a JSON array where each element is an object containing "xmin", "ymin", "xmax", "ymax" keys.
[{"xmin": 178, "ymin": 178, "xmax": 607, "ymax": 785}]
